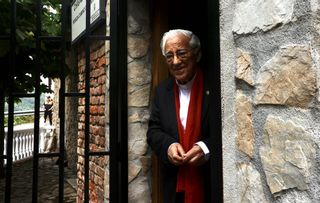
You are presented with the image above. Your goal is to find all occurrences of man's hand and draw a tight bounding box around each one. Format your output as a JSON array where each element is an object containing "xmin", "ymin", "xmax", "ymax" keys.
[
  {"xmin": 167, "ymin": 143, "xmax": 186, "ymax": 166},
  {"xmin": 183, "ymin": 145, "xmax": 206, "ymax": 166}
]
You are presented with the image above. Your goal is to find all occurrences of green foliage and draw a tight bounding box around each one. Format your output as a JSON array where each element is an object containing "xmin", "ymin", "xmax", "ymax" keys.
[
  {"xmin": 4, "ymin": 115, "xmax": 34, "ymax": 127},
  {"xmin": 0, "ymin": 0, "xmax": 67, "ymax": 97},
  {"xmin": 4, "ymin": 94, "xmax": 46, "ymax": 112},
  {"xmin": 0, "ymin": 0, "xmax": 62, "ymax": 47}
]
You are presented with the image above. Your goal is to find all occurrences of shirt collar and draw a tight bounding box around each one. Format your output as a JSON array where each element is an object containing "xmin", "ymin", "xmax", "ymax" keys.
[{"xmin": 176, "ymin": 73, "xmax": 197, "ymax": 91}]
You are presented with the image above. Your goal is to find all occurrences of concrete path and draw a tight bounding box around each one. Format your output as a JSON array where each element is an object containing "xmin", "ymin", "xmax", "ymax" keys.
[{"xmin": 0, "ymin": 158, "xmax": 77, "ymax": 203}]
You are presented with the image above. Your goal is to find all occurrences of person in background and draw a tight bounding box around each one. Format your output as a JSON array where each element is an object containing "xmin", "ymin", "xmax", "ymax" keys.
[
  {"xmin": 147, "ymin": 29, "xmax": 212, "ymax": 203},
  {"xmin": 43, "ymin": 95, "xmax": 54, "ymax": 125}
]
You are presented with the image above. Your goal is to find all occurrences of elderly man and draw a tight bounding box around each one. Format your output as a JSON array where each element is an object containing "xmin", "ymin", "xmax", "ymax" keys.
[{"xmin": 147, "ymin": 29, "xmax": 211, "ymax": 203}]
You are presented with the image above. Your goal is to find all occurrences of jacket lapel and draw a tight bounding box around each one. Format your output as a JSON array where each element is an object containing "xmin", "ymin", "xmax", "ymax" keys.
[
  {"xmin": 166, "ymin": 77, "xmax": 179, "ymax": 139},
  {"xmin": 202, "ymin": 80, "xmax": 209, "ymax": 124}
]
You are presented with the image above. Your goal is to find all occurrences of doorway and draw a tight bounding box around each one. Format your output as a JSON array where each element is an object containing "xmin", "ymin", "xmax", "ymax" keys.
[{"xmin": 150, "ymin": 0, "xmax": 221, "ymax": 202}]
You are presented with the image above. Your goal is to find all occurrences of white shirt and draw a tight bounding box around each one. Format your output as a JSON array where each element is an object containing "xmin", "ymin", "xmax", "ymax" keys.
[{"xmin": 176, "ymin": 77, "xmax": 210, "ymax": 160}]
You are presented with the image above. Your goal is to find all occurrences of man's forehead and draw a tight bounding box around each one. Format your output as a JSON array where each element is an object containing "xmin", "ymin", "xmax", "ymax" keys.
[{"xmin": 165, "ymin": 35, "xmax": 190, "ymax": 50}]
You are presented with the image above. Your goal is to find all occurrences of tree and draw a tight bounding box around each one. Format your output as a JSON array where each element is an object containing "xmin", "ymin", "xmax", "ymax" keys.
[
  {"xmin": 0, "ymin": 0, "xmax": 64, "ymax": 95},
  {"xmin": 0, "ymin": 0, "xmax": 66, "ymax": 177}
]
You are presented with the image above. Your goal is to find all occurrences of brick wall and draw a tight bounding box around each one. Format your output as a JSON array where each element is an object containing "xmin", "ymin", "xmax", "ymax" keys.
[
  {"xmin": 76, "ymin": 0, "xmax": 152, "ymax": 201},
  {"xmin": 77, "ymin": 40, "xmax": 108, "ymax": 203}
]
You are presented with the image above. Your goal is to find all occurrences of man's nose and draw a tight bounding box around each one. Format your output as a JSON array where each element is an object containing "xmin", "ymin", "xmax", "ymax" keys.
[{"xmin": 172, "ymin": 55, "xmax": 181, "ymax": 64}]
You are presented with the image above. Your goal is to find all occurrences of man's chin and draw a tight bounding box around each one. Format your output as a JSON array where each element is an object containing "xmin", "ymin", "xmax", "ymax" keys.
[
  {"xmin": 176, "ymin": 77, "xmax": 188, "ymax": 84},
  {"xmin": 173, "ymin": 71, "xmax": 189, "ymax": 83}
]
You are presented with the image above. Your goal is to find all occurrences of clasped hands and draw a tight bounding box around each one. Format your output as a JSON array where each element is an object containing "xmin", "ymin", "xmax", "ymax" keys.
[{"xmin": 167, "ymin": 143, "xmax": 205, "ymax": 166}]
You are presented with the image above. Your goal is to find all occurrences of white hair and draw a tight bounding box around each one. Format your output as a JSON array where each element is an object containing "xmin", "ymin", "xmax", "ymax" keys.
[{"xmin": 160, "ymin": 29, "xmax": 201, "ymax": 56}]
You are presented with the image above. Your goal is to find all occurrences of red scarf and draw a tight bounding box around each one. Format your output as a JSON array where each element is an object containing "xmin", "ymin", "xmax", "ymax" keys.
[{"xmin": 174, "ymin": 70, "xmax": 204, "ymax": 203}]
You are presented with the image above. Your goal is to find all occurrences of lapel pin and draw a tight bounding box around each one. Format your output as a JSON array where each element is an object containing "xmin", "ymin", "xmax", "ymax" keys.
[{"xmin": 206, "ymin": 90, "xmax": 210, "ymax": 95}]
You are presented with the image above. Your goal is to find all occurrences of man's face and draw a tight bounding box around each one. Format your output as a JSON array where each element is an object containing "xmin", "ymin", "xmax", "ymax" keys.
[{"xmin": 164, "ymin": 34, "xmax": 198, "ymax": 84}]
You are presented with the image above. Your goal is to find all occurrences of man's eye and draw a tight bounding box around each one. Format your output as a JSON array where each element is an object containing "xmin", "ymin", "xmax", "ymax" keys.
[
  {"xmin": 165, "ymin": 54, "xmax": 173, "ymax": 59},
  {"xmin": 176, "ymin": 51, "xmax": 188, "ymax": 58}
]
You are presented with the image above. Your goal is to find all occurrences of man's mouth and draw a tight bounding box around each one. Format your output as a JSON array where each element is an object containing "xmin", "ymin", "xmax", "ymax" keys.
[
  {"xmin": 173, "ymin": 65, "xmax": 184, "ymax": 71},
  {"xmin": 174, "ymin": 68, "xmax": 184, "ymax": 75}
]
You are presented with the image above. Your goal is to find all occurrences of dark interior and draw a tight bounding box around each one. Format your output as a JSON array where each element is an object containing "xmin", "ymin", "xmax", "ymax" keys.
[{"xmin": 168, "ymin": 0, "xmax": 208, "ymax": 70}]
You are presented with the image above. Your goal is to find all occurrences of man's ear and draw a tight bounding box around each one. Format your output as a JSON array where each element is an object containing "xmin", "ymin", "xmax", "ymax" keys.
[{"xmin": 196, "ymin": 50, "xmax": 202, "ymax": 62}]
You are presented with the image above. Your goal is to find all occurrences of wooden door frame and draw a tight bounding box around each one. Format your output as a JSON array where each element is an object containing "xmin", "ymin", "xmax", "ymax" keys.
[{"xmin": 150, "ymin": 1, "xmax": 168, "ymax": 202}]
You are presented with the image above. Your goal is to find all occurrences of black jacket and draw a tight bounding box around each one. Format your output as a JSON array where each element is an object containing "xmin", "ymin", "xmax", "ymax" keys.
[{"xmin": 147, "ymin": 73, "xmax": 212, "ymax": 202}]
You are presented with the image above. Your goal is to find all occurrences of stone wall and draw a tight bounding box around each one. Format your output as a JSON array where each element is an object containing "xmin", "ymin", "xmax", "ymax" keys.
[
  {"xmin": 105, "ymin": 0, "xmax": 152, "ymax": 201},
  {"xmin": 221, "ymin": 0, "xmax": 320, "ymax": 202},
  {"xmin": 65, "ymin": 49, "xmax": 79, "ymax": 172},
  {"xmin": 51, "ymin": 55, "xmax": 78, "ymax": 172},
  {"xmin": 127, "ymin": 0, "xmax": 151, "ymax": 202}
]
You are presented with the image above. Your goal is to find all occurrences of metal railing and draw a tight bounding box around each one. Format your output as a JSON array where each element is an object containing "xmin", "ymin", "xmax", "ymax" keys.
[{"xmin": 4, "ymin": 110, "xmax": 44, "ymax": 117}]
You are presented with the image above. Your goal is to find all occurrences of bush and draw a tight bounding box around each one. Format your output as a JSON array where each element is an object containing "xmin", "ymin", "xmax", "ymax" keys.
[{"xmin": 4, "ymin": 115, "xmax": 34, "ymax": 127}]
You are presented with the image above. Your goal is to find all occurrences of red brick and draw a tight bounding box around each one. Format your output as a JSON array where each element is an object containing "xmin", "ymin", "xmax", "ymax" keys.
[
  {"xmin": 90, "ymin": 50, "xmax": 98, "ymax": 61},
  {"xmin": 97, "ymin": 46, "xmax": 106, "ymax": 58},
  {"xmin": 97, "ymin": 75, "xmax": 106, "ymax": 85},
  {"xmin": 90, "ymin": 106, "xmax": 98, "ymax": 114},
  {"xmin": 78, "ymin": 131, "xmax": 84, "ymax": 139},
  {"xmin": 99, "ymin": 136, "xmax": 105, "ymax": 146},
  {"xmin": 95, "ymin": 166, "xmax": 105, "ymax": 178},
  {"xmin": 77, "ymin": 139, "xmax": 83, "ymax": 147},
  {"xmin": 97, "ymin": 57, "xmax": 106, "ymax": 67}
]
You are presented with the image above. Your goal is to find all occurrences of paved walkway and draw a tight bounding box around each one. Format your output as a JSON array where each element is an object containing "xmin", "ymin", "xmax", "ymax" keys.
[{"xmin": 0, "ymin": 158, "xmax": 77, "ymax": 203}]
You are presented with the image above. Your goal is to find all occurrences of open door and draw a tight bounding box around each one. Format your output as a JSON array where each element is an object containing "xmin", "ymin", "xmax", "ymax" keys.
[{"xmin": 150, "ymin": 0, "xmax": 213, "ymax": 202}]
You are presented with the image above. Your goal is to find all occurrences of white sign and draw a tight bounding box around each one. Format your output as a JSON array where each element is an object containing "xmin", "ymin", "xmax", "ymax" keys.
[{"xmin": 71, "ymin": 0, "xmax": 102, "ymax": 42}]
